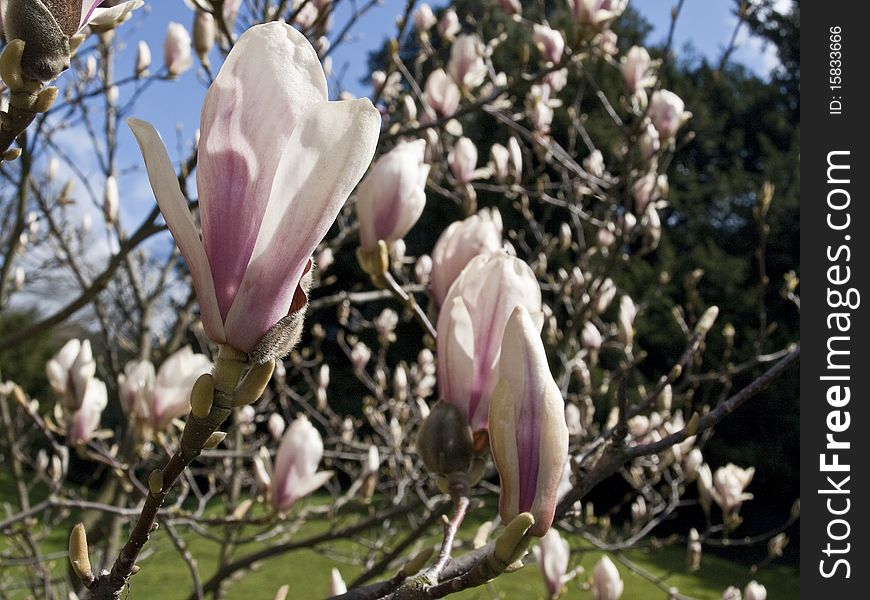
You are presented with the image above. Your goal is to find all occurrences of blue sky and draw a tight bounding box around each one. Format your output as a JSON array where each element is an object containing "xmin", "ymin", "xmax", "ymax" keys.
[{"xmin": 44, "ymin": 0, "xmax": 790, "ymax": 252}]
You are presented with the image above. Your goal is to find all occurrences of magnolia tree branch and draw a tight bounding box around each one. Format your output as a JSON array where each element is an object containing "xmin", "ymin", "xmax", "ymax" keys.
[{"xmin": 333, "ymin": 345, "xmax": 800, "ymax": 600}]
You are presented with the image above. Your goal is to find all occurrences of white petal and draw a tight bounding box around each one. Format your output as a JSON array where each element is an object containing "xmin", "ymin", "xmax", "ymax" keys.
[
  {"xmin": 128, "ymin": 118, "xmax": 225, "ymax": 344},
  {"xmin": 223, "ymin": 98, "xmax": 381, "ymax": 351}
]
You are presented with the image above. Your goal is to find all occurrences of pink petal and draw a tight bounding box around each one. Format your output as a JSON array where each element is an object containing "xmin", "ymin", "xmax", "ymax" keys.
[
  {"xmin": 437, "ymin": 296, "xmax": 475, "ymax": 416},
  {"xmin": 128, "ymin": 118, "xmax": 225, "ymax": 344},
  {"xmin": 223, "ymin": 98, "xmax": 381, "ymax": 352},
  {"xmin": 83, "ymin": 1, "xmax": 143, "ymax": 31},
  {"xmin": 197, "ymin": 22, "xmax": 328, "ymax": 320},
  {"xmin": 80, "ymin": 0, "xmax": 105, "ymax": 27}
]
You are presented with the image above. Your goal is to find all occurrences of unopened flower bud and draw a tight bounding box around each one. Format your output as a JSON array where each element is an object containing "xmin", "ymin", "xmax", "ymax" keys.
[
  {"xmin": 103, "ymin": 175, "xmax": 119, "ymax": 224},
  {"xmin": 189, "ymin": 373, "xmax": 215, "ymax": 418},
  {"xmin": 744, "ymin": 581, "xmax": 766, "ymax": 600},
  {"xmin": 687, "ymin": 528, "xmax": 702, "ymax": 571},
  {"xmin": 592, "ymin": 555, "xmax": 624, "ymax": 600},
  {"xmin": 193, "ymin": 10, "xmax": 216, "ymax": 66},
  {"xmin": 416, "ymin": 400, "xmax": 474, "ymax": 477},
  {"xmin": 489, "ymin": 306, "xmax": 568, "ymax": 537},
  {"xmin": 69, "ymin": 523, "xmax": 94, "ymax": 584},
  {"xmin": 694, "ymin": 306, "xmax": 719, "ymax": 336},
  {"xmin": 148, "ymin": 469, "xmax": 164, "ymax": 494},
  {"xmin": 135, "ymin": 40, "xmax": 151, "ymax": 78}
]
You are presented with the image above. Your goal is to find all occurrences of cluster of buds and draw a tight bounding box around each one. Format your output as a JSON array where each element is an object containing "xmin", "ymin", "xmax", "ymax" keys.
[
  {"xmin": 118, "ymin": 346, "xmax": 212, "ymax": 437},
  {"xmin": 45, "ymin": 339, "xmax": 107, "ymax": 444}
]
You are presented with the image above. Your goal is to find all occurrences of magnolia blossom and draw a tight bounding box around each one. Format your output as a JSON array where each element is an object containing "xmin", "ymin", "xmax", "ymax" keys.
[
  {"xmin": 621, "ymin": 46, "xmax": 656, "ymax": 93},
  {"xmin": 68, "ymin": 378, "xmax": 107, "ymax": 444},
  {"xmin": 536, "ymin": 528, "xmax": 579, "ymax": 598},
  {"xmin": 639, "ymin": 121, "xmax": 660, "ymax": 162},
  {"xmin": 569, "ymin": 0, "xmax": 628, "ymax": 29},
  {"xmin": 631, "ymin": 171, "xmax": 668, "ymax": 213},
  {"xmin": 423, "ymin": 69, "xmax": 461, "ymax": 117},
  {"xmin": 437, "ymin": 252, "xmax": 542, "ymax": 433},
  {"xmin": 712, "ymin": 463, "xmax": 755, "ymax": 516},
  {"xmin": 584, "ymin": 149, "xmax": 605, "ymax": 178},
  {"xmin": 356, "ymin": 140, "xmax": 429, "ymax": 252},
  {"xmin": 430, "ymin": 208, "xmax": 503, "ymax": 305},
  {"xmin": 533, "ymin": 25, "xmax": 565, "ymax": 65},
  {"xmin": 489, "ymin": 138, "xmax": 522, "ymax": 182},
  {"xmin": 449, "ymin": 137, "xmax": 479, "ymax": 184},
  {"xmin": 351, "ymin": 342, "xmax": 372, "ymax": 371},
  {"xmin": 414, "ymin": 3, "xmax": 437, "ymax": 32},
  {"xmin": 448, "ymin": 34, "xmax": 487, "ymax": 89},
  {"xmin": 290, "ymin": 1, "xmax": 317, "ymax": 29},
  {"xmin": 118, "ymin": 359, "xmax": 155, "ymax": 417},
  {"xmin": 581, "ymin": 321, "xmax": 602, "ymax": 359},
  {"xmin": 721, "ymin": 587, "xmax": 742, "ymax": 600},
  {"xmin": 268, "ymin": 413, "xmax": 286, "ymax": 440},
  {"xmin": 593, "ymin": 277, "xmax": 616, "ymax": 313},
  {"xmin": 527, "ymin": 84, "xmax": 556, "ymax": 133},
  {"xmin": 649, "ymin": 89, "xmax": 691, "ymax": 140},
  {"xmin": 164, "ymin": 21, "xmax": 193, "ymax": 77},
  {"xmin": 744, "ymin": 581, "xmax": 767, "ymax": 600},
  {"xmin": 222, "ymin": 0, "xmax": 242, "ymax": 26},
  {"xmin": 118, "ymin": 347, "xmax": 212, "ymax": 431},
  {"xmin": 617, "ymin": 295, "xmax": 637, "ymax": 348},
  {"xmin": 135, "ymin": 40, "xmax": 151, "ymax": 77},
  {"xmin": 415, "ymin": 254, "xmax": 433, "ymax": 283},
  {"xmin": 438, "ymin": 8, "xmax": 460, "ymax": 41},
  {"xmin": 258, "ymin": 415, "xmax": 333, "ymax": 512},
  {"xmin": 592, "ymin": 555, "xmax": 624, "ymax": 600},
  {"xmin": 489, "ymin": 306, "xmax": 568, "ymax": 537},
  {"xmin": 594, "ymin": 29, "xmax": 619, "ymax": 55},
  {"xmin": 697, "ymin": 463, "xmax": 714, "ymax": 514},
  {"xmin": 684, "ymin": 447, "xmax": 703, "ymax": 480},
  {"xmin": 130, "ymin": 23, "xmax": 380, "ymax": 356},
  {"xmin": 103, "ymin": 175, "xmax": 119, "ymax": 224},
  {"xmin": 2, "ymin": 0, "xmax": 143, "ymax": 81},
  {"xmin": 372, "ymin": 69, "xmax": 402, "ymax": 100},
  {"xmin": 46, "ymin": 339, "xmax": 96, "ymax": 412}
]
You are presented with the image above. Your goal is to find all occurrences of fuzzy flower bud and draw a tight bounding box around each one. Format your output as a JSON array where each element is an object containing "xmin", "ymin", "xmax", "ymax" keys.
[
  {"xmin": 193, "ymin": 10, "xmax": 216, "ymax": 66},
  {"xmin": 416, "ymin": 400, "xmax": 473, "ymax": 477}
]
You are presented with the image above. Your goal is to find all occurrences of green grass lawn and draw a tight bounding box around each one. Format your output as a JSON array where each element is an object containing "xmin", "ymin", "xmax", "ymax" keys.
[{"xmin": 1, "ymin": 483, "xmax": 798, "ymax": 600}]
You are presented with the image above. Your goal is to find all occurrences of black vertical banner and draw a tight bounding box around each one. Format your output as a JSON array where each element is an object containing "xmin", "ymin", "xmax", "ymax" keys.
[{"xmin": 801, "ymin": 2, "xmax": 868, "ymax": 597}]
